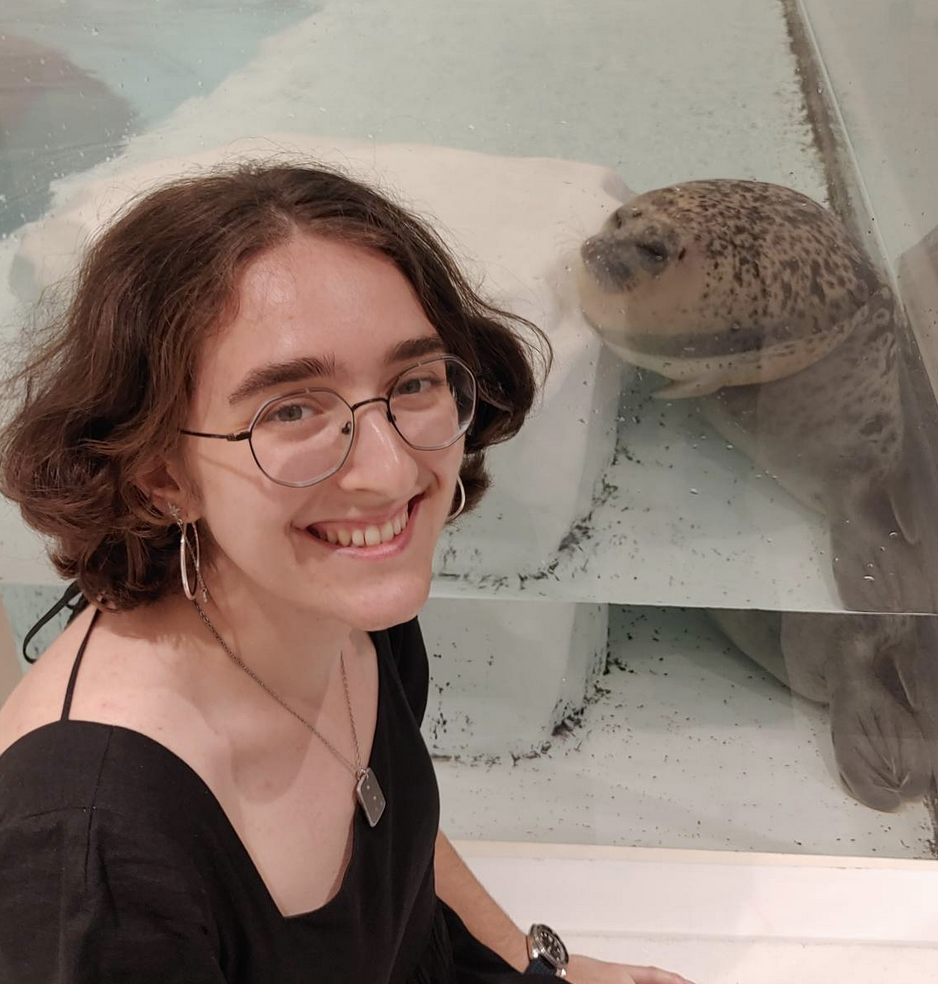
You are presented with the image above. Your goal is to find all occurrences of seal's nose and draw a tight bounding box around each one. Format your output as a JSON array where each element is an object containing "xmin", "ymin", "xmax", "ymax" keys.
[
  {"xmin": 579, "ymin": 235, "xmax": 633, "ymax": 288},
  {"xmin": 580, "ymin": 235, "xmax": 603, "ymax": 262}
]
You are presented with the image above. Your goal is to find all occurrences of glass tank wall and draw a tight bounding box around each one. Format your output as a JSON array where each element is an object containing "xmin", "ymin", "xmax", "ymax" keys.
[{"xmin": 2, "ymin": 0, "xmax": 937, "ymax": 863}]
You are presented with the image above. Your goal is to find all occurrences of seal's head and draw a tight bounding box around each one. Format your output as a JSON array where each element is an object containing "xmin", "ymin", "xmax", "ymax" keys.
[{"xmin": 578, "ymin": 179, "xmax": 883, "ymax": 397}]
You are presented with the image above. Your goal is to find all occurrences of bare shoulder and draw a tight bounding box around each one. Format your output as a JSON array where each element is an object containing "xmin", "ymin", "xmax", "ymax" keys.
[
  {"xmin": 0, "ymin": 601, "xmax": 221, "ymax": 768},
  {"xmin": 0, "ymin": 605, "xmax": 97, "ymax": 757}
]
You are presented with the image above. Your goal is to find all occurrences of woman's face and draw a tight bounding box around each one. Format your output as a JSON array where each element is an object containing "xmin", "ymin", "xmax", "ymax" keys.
[{"xmin": 180, "ymin": 233, "xmax": 465, "ymax": 631}]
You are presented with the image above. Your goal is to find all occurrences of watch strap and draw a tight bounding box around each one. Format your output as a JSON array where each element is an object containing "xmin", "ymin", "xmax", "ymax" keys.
[{"xmin": 525, "ymin": 955, "xmax": 560, "ymax": 975}]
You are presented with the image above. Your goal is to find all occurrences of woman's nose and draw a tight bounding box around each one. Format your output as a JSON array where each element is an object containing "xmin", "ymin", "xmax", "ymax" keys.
[{"xmin": 339, "ymin": 400, "xmax": 418, "ymax": 493}]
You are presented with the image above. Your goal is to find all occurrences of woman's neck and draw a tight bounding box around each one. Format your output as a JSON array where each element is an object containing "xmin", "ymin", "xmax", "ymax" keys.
[{"xmin": 156, "ymin": 573, "xmax": 362, "ymax": 709}]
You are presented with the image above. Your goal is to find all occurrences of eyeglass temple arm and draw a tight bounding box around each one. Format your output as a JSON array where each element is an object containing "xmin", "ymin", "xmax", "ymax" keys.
[{"xmin": 179, "ymin": 428, "xmax": 251, "ymax": 442}]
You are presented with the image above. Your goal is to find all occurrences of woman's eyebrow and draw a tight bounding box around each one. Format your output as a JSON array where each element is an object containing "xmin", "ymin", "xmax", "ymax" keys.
[
  {"xmin": 385, "ymin": 335, "xmax": 448, "ymax": 365},
  {"xmin": 227, "ymin": 336, "xmax": 448, "ymax": 406},
  {"xmin": 227, "ymin": 355, "xmax": 334, "ymax": 406}
]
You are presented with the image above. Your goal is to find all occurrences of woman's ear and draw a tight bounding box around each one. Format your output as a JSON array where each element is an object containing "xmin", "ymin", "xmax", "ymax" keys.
[{"xmin": 134, "ymin": 455, "xmax": 197, "ymax": 521}]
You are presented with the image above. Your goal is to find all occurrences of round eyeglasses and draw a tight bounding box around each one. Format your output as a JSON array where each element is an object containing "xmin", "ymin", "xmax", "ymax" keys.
[{"xmin": 180, "ymin": 355, "xmax": 477, "ymax": 488}]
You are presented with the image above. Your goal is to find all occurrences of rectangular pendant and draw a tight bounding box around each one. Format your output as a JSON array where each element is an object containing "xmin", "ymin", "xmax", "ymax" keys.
[{"xmin": 356, "ymin": 768, "xmax": 386, "ymax": 827}]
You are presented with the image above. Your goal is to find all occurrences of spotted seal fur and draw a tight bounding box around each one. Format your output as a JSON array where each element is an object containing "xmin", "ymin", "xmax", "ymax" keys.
[{"xmin": 578, "ymin": 179, "xmax": 886, "ymax": 399}]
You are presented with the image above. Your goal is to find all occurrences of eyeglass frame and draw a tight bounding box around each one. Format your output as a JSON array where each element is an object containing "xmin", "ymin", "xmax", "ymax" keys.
[{"xmin": 179, "ymin": 354, "xmax": 477, "ymax": 488}]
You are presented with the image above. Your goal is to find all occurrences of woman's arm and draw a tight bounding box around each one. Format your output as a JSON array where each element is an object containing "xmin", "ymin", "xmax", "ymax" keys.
[
  {"xmin": 434, "ymin": 829, "xmax": 529, "ymax": 971},
  {"xmin": 434, "ymin": 830, "xmax": 696, "ymax": 984}
]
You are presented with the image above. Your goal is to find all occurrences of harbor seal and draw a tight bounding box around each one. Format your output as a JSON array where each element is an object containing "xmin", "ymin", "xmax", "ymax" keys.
[
  {"xmin": 578, "ymin": 178, "xmax": 925, "ymax": 614},
  {"xmin": 577, "ymin": 178, "xmax": 938, "ymax": 810}
]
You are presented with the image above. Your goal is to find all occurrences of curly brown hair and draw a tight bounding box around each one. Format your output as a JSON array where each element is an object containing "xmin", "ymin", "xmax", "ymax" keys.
[{"xmin": 0, "ymin": 162, "xmax": 551, "ymax": 611}]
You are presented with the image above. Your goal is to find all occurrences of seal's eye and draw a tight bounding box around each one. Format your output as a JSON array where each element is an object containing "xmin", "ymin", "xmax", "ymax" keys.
[
  {"xmin": 611, "ymin": 210, "xmax": 624, "ymax": 230},
  {"xmin": 637, "ymin": 241, "xmax": 669, "ymax": 263},
  {"xmin": 678, "ymin": 247, "xmax": 687, "ymax": 260}
]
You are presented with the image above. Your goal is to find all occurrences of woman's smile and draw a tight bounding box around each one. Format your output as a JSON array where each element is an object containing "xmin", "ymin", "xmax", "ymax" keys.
[{"xmin": 298, "ymin": 494, "xmax": 424, "ymax": 558}]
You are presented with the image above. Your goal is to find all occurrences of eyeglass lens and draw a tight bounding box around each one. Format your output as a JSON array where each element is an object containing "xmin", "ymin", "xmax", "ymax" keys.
[{"xmin": 249, "ymin": 358, "xmax": 475, "ymax": 487}]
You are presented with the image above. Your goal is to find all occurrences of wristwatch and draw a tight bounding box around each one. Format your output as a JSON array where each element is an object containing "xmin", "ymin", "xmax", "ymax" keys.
[{"xmin": 525, "ymin": 923, "xmax": 569, "ymax": 977}]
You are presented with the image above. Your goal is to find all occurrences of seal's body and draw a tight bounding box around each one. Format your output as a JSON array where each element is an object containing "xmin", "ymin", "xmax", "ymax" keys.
[{"xmin": 578, "ymin": 179, "xmax": 937, "ymax": 812}]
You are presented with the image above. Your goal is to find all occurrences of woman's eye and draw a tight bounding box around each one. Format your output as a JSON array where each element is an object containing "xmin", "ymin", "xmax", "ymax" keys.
[
  {"xmin": 395, "ymin": 376, "xmax": 436, "ymax": 396},
  {"xmin": 265, "ymin": 402, "xmax": 318, "ymax": 424}
]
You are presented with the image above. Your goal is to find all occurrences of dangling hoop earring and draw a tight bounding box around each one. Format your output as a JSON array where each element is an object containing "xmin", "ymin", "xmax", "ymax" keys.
[
  {"xmin": 168, "ymin": 504, "xmax": 206, "ymax": 602},
  {"xmin": 447, "ymin": 475, "xmax": 466, "ymax": 522}
]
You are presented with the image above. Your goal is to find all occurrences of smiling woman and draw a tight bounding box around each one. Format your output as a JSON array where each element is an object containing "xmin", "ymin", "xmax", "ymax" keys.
[
  {"xmin": 0, "ymin": 163, "xmax": 549, "ymax": 982},
  {"xmin": 0, "ymin": 162, "xmax": 690, "ymax": 984}
]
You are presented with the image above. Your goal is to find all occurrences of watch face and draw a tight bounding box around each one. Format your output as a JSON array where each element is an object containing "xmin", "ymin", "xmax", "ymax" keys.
[{"xmin": 531, "ymin": 924, "xmax": 569, "ymax": 967}]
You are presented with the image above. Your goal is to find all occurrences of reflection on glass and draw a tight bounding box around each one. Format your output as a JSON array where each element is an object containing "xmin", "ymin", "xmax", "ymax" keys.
[{"xmin": 0, "ymin": 31, "xmax": 132, "ymax": 234}]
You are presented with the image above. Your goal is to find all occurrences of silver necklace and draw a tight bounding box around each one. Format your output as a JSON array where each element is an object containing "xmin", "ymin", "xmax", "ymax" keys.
[{"xmin": 194, "ymin": 602, "xmax": 386, "ymax": 828}]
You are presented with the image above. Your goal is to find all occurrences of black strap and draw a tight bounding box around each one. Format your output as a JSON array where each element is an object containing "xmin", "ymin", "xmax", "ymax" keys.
[
  {"xmin": 21, "ymin": 581, "xmax": 89, "ymax": 663},
  {"xmin": 525, "ymin": 956, "xmax": 560, "ymax": 976},
  {"xmin": 60, "ymin": 607, "xmax": 100, "ymax": 722}
]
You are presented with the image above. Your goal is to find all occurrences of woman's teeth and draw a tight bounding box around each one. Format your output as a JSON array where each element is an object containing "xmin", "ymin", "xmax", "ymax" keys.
[{"xmin": 309, "ymin": 504, "xmax": 409, "ymax": 547}]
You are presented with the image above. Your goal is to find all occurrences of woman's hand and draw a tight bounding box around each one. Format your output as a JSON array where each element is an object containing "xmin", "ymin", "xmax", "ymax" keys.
[{"xmin": 566, "ymin": 952, "xmax": 697, "ymax": 984}]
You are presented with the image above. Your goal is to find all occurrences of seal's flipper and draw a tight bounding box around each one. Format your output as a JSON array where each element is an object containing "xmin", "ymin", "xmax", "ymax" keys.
[
  {"xmin": 886, "ymin": 459, "xmax": 922, "ymax": 547},
  {"xmin": 891, "ymin": 631, "xmax": 926, "ymax": 714},
  {"xmin": 829, "ymin": 677, "xmax": 931, "ymax": 811},
  {"xmin": 895, "ymin": 618, "xmax": 938, "ymax": 792},
  {"xmin": 652, "ymin": 375, "xmax": 726, "ymax": 399},
  {"xmin": 828, "ymin": 490, "xmax": 931, "ymax": 613}
]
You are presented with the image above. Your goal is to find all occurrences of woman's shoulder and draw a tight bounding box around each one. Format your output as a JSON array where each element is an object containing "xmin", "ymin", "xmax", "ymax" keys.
[
  {"xmin": 0, "ymin": 602, "xmax": 228, "ymax": 797},
  {"xmin": 0, "ymin": 603, "xmax": 224, "ymax": 824},
  {"xmin": 0, "ymin": 604, "xmax": 98, "ymax": 758},
  {"xmin": 0, "ymin": 717, "xmax": 215, "ymax": 829}
]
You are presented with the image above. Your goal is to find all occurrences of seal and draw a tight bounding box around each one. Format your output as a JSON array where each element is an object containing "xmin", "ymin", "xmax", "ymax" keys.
[
  {"xmin": 577, "ymin": 178, "xmax": 924, "ymax": 613},
  {"xmin": 577, "ymin": 178, "xmax": 938, "ymax": 811}
]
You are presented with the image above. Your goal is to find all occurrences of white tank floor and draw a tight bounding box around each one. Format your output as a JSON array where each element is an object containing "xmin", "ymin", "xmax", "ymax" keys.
[
  {"xmin": 461, "ymin": 840, "xmax": 938, "ymax": 984},
  {"xmin": 435, "ymin": 606, "xmax": 936, "ymax": 859}
]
